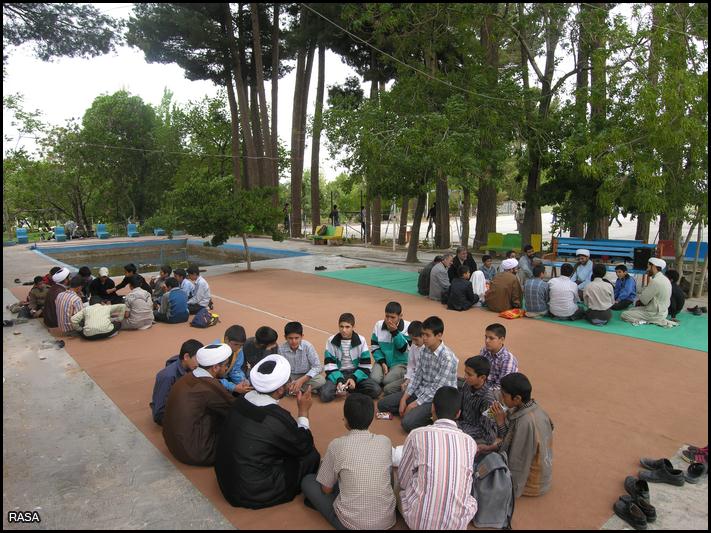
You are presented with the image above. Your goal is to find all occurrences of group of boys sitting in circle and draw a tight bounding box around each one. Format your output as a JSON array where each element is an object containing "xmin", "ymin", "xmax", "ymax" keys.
[
  {"xmin": 150, "ymin": 302, "xmax": 553, "ymax": 529},
  {"xmin": 15, "ymin": 263, "xmax": 213, "ymax": 340},
  {"xmin": 419, "ymin": 245, "xmax": 686, "ymax": 328}
]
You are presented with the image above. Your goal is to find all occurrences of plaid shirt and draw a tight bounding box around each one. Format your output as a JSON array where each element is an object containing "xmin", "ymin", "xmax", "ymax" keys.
[
  {"xmin": 479, "ymin": 346, "xmax": 519, "ymax": 389},
  {"xmin": 278, "ymin": 339, "xmax": 322, "ymax": 378},
  {"xmin": 317, "ymin": 430, "xmax": 396, "ymax": 530},
  {"xmin": 524, "ymin": 278, "xmax": 549, "ymax": 313},
  {"xmin": 55, "ymin": 290, "xmax": 84, "ymax": 333},
  {"xmin": 407, "ymin": 342, "xmax": 458, "ymax": 404}
]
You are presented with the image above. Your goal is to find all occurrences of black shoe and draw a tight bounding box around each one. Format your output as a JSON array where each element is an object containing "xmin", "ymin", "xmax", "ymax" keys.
[
  {"xmin": 624, "ymin": 476, "xmax": 650, "ymax": 503},
  {"xmin": 613, "ymin": 497, "xmax": 648, "ymax": 530},
  {"xmin": 620, "ymin": 495, "xmax": 656, "ymax": 523},
  {"xmin": 314, "ymin": 266, "xmax": 327, "ymax": 271},
  {"xmin": 692, "ymin": 307, "xmax": 703, "ymax": 316},
  {"xmin": 687, "ymin": 305, "xmax": 699, "ymax": 312},
  {"xmin": 638, "ymin": 459, "xmax": 685, "ymax": 486},
  {"xmin": 640, "ymin": 457, "xmax": 669, "ymax": 470},
  {"xmin": 684, "ymin": 462, "xmax": 708, "ymax": 484}
]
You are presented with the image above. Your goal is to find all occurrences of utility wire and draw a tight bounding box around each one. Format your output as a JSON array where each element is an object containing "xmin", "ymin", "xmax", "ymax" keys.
[
  {"xmin": 3, "ymin": 137, "xmax": 282, "ymax": 161},
  {"xmin": 300, "ymin": 2, "xmax": 531, "ymax": 103}
]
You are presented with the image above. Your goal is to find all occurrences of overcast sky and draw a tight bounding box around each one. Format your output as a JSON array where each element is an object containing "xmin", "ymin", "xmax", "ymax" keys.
[{"xmin": 2, "ymin": 3, "xmax": 364, "ymax": 180}]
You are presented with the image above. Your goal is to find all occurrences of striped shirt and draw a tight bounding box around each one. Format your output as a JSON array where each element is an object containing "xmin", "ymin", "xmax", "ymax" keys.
[
  {"xmin": 340, "ymin": 339, "xmax": 354, "ymax": 371},
  {"xmin": 55, "ymin": 290, "xmax": 84, "ymax": 333},
  {"xmin": 458, "ymin": 383, "xmax": 497, "ymax": 444},
  {"xmin": 317, "ymin": 430, "xmax": 396, "ymax": 530},
  {"xmin": 407, "ymin": 342, "xmax": 458, "ymax": 404},
  {"xmin": 399, "ymin": 419, "xmax": 478, "ymax": 530},
  {"xmin": 479, "ymin": 346, "xmax": 519, "ymax": 389},
  {"xmin": 278, "ymin": 340, "xmax": 322, "ymax": 378}
]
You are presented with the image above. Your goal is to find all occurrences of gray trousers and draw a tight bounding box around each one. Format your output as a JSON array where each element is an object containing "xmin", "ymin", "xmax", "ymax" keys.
[
  {"xmin": 290, "ymin": 373, "xmax": 326, "ymax": 393},
  {"xmin": 320, "ymin": 372, "xmax": 381, "ymax": 403},
  {"xmin": 369, "ymin": 364, "xmax": 407, "ymax": 396},
  {"xmin": 300, "ymin": 474, "xmax": 346, "ymax": 530},
  {"xmin": 377, "ymin": 391, "xmax": 432, "ymax": 433}
]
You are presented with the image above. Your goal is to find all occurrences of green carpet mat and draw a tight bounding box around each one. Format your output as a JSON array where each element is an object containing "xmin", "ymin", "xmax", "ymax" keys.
[
  {"xmin": 540, "ymin": 309, "xmax": 708, "ymax": 353},
  {"xmin": 316, "ymin": 267, "xmax": 421, "ymax": 295},
  {"xmin": 316, "ymin": 267, "xmax": 708, "ymax": 352}
]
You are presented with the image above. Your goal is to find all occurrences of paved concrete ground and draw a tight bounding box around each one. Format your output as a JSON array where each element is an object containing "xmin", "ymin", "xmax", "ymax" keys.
[
  {"xmin": 3, "ymin": 232, "xmax": 708, "ymax": 530},
  {"xmin": 2, "ymin": 289, "xmax": 234, "ymax": 530}
]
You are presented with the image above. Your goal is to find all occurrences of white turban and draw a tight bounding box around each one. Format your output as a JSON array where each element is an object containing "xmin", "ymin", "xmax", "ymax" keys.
[
  {"xmin": 649, "ymin": 257, "xmax": 666, "ymax": 269},
  {"xmin": 52, "ymin": 267, "xmax": 71, "ymax": 283},
  {"xmin": 196, "ymin": 343, "xmax": 232, "ymax": 367},
  {"xmin": 251, "ymin": 354, "xmax": 291, "ymax": 393},
  {"xmin": 576, "ymin": 249, "xmax": 590, "ymax": 257},
  {"xmin": 501, "ymin": 258, "xmax": 518, "ymax": 271},
  {"xmin": 99, "ymin": 267, "xmax": 109, "ymax": 277}
]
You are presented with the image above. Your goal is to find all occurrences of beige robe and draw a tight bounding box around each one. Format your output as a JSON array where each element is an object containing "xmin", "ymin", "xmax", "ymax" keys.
[{"xmin": 621, "ymin": 272, "xmax": 677, "ymax": 327}]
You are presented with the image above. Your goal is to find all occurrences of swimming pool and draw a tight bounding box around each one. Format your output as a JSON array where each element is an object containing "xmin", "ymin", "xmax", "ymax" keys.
[{"xmin": 34, "ymin": 239, "xmax": 309, "ymax": 277}]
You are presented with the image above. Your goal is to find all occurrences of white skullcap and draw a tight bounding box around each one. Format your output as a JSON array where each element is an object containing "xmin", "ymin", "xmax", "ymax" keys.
[
  {"xmin": 649, "ymin": 257, "xmax": 666, "ymax": 269},
  {"xmin": 52, "ymin": 267, "xmax": 71, "ymax": 283},
  {"xmin": 99, "ymin": 267, "xmax": 109, "ymax": 277},
  {"xmin": 501, "ymin": 258, "xmax": 519, "ymax": 271},
  {"xmin": 196, "ymin": 343, "xmax": 232, "ymax": 367},
  {"xmin": 250, "ymin": 354, "xmax": 291, "ymax": 393},
  {"xmin": 576, "ymin": 249, "xmax": 590, "ymax": 257}
]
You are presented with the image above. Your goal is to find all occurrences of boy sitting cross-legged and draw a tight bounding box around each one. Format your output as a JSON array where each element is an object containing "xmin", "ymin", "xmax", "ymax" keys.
[
  {"xmin": 377, "ymin": 316, "xmax": 458, "ymax": 432},
  {"xmin": 320, "ymin": 313, "xmax": 381, "ymax": 403},
  {"xmin": 370, "ymin": 301, "xmax": 410, "ymax": 396}
]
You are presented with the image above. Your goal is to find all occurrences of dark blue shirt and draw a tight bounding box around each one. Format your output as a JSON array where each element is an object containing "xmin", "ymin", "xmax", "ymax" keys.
[
  {"xmin": 614, "ymin": 275, "xmax": 636, "ymax": 302},
  {"xmin": 150, "ymin": 355, "xmax": 186, "ymax": 425}
]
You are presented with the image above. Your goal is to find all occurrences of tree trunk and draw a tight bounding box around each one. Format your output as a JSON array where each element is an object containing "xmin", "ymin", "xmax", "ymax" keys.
[
  {"xmin": 310, "ymin": 43, "xmax": 326, "ymax": 233},
  {"xmin": 290, "ymin": 46, "xmax": 306, "ymax": 237},
  {"xmin": 250, "ymin": 3, "xmax": 276, "ymax": 188},
  {"xmin": 658, "ymin": 213, "xmax": 678, "ymax": 241},
  {"xmin": 398, "ymin": 197, "xmax": 409, "ymax": 245},
  {"xmin": 365, "ymin": 198, "xmax": 371, "ymax": 244},
  {"xmin": 435, "ymin": 171, "xmax": 449, "ymax": 248},
  {"xmin": 519, "ymin": 5, "xmax": 563, "ymax": 246},
  {"xmin": 242, "ymin": 233, "xmax": 252, "ymax": 271},
  {"xmin": 474, "ymin": 178, "xmax": 497, "ymax": 250},
  {"xmin": 406, "ymin": 193, "xmax": 427, "ymax": 263},
  {"xmin": 223, "ymin": 3, "xmax": 260, "ymax": 187},
  {"xmin": 571, "ymin": 221, "xmax": 585, "ymax": 238},
  {"xmin": 635, "ymin": 213, "xmax": 651, "ymax": 242},
  {"xmin": 461, "ymin": 187, "xmax": 471, "ymax": 250},
  {"xmin": 249, "ymin": 84, "xmax": 266, "ymax": 186},
  {"xmin": 372, "ymin": 196, "xmax": 382, "ymax": 245},
  {"xmin": 270, "ymin": 3, "xmax": 280, "ymax": 203},
  {"xmin": 585, "ymin": 217, "xmax": 609, "ymax": 240}
]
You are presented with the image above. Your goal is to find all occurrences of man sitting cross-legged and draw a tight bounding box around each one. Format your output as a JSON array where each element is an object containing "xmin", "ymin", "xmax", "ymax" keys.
[{"xmin": 215, "ymin": 355, "xmax": 320, "ymax": 509}]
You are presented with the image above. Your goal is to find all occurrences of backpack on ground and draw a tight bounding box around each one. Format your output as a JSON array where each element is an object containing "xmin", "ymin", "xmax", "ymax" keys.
[
  {"xmin": 190, "ymin": 307, "xmax": 220, "ymax": 328},
  {"xmin": 471, "ymin": 451, "xmax": 515, "ymax": 529}
]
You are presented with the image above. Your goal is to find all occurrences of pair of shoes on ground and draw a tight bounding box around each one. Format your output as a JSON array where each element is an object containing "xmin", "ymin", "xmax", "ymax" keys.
[
  {"xmin": 681, "ymin": 445, "xmax": 708, "ymax": 464},
  {"xmin": 639, "ymin": 456, "xmax": 708, "ymax": 485},
  {"xmin": 615, "ymin": 477, "xmax": 656, "ymax": 530},
  {"xmin": 687, "ymin": 305, "xmax": 707, "ymax": 316},
  {"xmin": 314, "ymin": 266, "xmax": 327, "ymax": 271},
  {"xmin": 638, "ymin": 457, "xmax": 685, "ymax": 486}
]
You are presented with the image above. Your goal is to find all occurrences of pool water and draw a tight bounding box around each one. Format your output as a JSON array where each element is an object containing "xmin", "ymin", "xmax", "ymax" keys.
[{"xmin": 42, "ymin": 246, "xmax": 276, "ymax": 277}]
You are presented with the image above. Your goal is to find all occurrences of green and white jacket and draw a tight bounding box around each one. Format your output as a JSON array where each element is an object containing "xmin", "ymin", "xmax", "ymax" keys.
[
  {"xmin": 370, "ymin": 319, "xmax": 410, "ymax": 368},
  {"xmin": 324, "ymin": 332, "xmax": 372, "ymax": 384}
]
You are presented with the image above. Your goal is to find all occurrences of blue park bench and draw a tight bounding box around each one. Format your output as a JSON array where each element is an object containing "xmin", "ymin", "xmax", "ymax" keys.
[
  {"xmin": 127, "ymin": 223, "xmax": 140, "ymax": 237},
  {"xmin": 543, "ymin": 237, "xmax": 657, "ymax": 276},
  {"xmin": 16, "ymin": 228, "xmax": 29, "ymax": 244}
]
